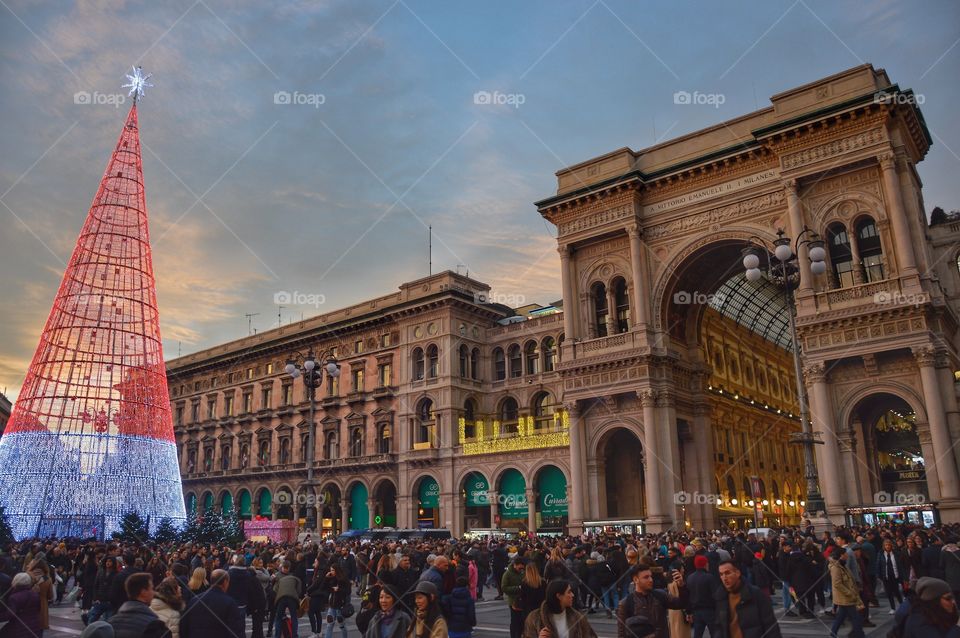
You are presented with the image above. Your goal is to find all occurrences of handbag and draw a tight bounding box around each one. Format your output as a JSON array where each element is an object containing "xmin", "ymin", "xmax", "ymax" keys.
[
  {"xmin": 297, "ymin": 596, "xmax": 309, "ymax": 618},
  {"xmin": 341, "ymin": 602, "xmax": 355, "ymax": 618}
]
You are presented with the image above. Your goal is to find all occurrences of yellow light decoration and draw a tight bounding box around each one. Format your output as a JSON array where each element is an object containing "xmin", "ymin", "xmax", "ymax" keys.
[
  {"xmin": 458, "ymin": 416, "xmax": 467, "ymax": 443},
  {"xmin": 476, "ymin": 419, "xmax": 484, "ymax": 442},
  {"xmin": 462, "ymin": 430, "xmax": 570, "ymax": 456}
]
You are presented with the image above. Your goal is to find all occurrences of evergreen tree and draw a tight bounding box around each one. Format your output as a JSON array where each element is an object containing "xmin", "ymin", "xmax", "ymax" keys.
[
  {"xmin": 222, "ymin": 507, "xmax": 245, "ymax": 546},
  {"xmin": 179, "ymin": 510, "xmax": 201, "ymax": 544},
  {"xmin": 113, "ymin": 510, "xmax": 149, "ymax": 542},
  {"xmin": 0, "ymin": 505, "xmax": 14, "ymax": 546},
  {"xmin": 196, "ymin": 509, "xmax": 226, "ymax": 544},
  {"xmin": 153, "ymin": 517, "xmax": 179, "ymax": 544},
  {"xmin": 931, "ymin": 206, "xmax": 947, "ymax": 225}
]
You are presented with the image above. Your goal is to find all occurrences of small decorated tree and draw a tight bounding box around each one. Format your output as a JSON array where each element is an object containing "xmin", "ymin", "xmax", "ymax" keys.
[
  {"xmin": 153, "ymin": 517, "xmax": 179, "ymax": 544},
  {"xmin": 179, "ymin": 510, "xmax": 201, "ymax": 544},
  {"xmin": 113, "ymin": 510, "xmax": 149, "ymax": 542},
  {"xmin": 222, "ymin": 507, "xmax": 245, "ymax": 546}
]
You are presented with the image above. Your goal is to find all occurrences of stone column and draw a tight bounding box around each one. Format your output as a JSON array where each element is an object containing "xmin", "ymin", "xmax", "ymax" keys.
[
  {"xmin": 916, "ymin": 424, "xmax": 942, "ymax": 503},
  {"xmin": 565, "ymin": 401, "xmax": 586, "ymax": 534},
  {"xmin": 879, "ymin": 153, "xmax": 919, "ymax": 283},
  {"xmin": 397, "ymin": 495, "xmax": 413, "ymax": 530},
  {"xmin": 340, "ymin": 498, "xmax": 350, "ymax": 532},
  {"xmin": 639, "ymin": 390, "xmax": 666, "ymax": 527},
  {"xmin": 805, "ymin": 363, "xmax": 846, "ymax": 517},
  {"xmin": 837, "ymin": 431, "xmax": 862, "ymax": 506},
  {"xmin": 488, "ymin": 491, "xmax": 499, "ymax": 528},
  {"xmin": 586, "ymin": 460, "xmax": 602, "ymax": 519},
  {"xmin": 693, "ymin": 401, "xmax": 717, "ymax": 530},
  {"xmin": 847, "ymin": 222, "xmax": 865, "ymax": 285},
  {"xmin": 658, "ymin": 392, "xmax": 682, "ymax": 525},
  {"xmin": 784, "ymin": 179, "xmax": 813, "ymax": 295},
  {"xmin": 366, "ymin": 497, "xmax": 375, "ymax": 528},
  {"xmin": 915, "ymin": 347, "xmax": 960, "ymax": 501},
  {"xmin": 605, "ymin": 286, "xmax": 617, "ymax": 335},
  {"xmin": 559, "ymin": 245, "xmax": 576, "ymax": 341},
  {"xmin": 627, "ymin": 224, "xmax": 649, "ymax": 328},
  {"xmin": 937, "ymin": 361, "xmax": 960, "ymax": 483},
  {"xmin": 525, "ymin": 487, "xmax": 538, "ymax": 534}
]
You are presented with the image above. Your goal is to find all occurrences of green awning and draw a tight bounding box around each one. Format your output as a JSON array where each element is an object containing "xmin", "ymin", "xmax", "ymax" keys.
[
  {"xmin": 419, "ymin": 477, "xmax": 440, "ymax": 508},
  {"xmin": 465, "ymin": 472, "xmax": 490, "ymax": 507},
  {"xmin": 350, "ymin": 483, "xmax": 370, "ymax": 529},
  {"xmin": 498, "ymin": 469, "xmax": 528, "ymax": 518},
  {"xmin": 537, "ymin": 466, "xmax": 568, "ymax": 517}
]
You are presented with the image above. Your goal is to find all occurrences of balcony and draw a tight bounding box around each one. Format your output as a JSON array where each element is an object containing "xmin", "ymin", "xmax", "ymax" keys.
[
  {"xmin": 812, "ymin": 278, "xmax": 928, "ymax": 313},
  {"xmin": 459, "ymin": 415, "xmax": 569, "ymax": 456},
  {"xmin": 314, "ymin": 453, "xmax": 397, "ymax": 470},
  {"xmin": 564, "ymin": 330, "xmax": 647, "ymax": 361}
]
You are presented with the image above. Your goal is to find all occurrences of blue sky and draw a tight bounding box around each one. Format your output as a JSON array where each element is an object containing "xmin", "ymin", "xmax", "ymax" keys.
[{"xmin": 1, "ymin": 0, "xmax": 958, "ymax": 399}]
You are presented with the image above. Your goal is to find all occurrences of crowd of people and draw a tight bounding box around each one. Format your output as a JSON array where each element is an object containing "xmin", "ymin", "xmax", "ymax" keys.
[{"xmin": 0, "ymin": 521, "xmax": 959, "ymax": 638}]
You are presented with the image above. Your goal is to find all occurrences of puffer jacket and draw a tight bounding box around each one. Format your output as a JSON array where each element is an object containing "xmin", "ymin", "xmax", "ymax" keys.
[
  {"xmin": 108, "ymin": 600, "xmax": 170, "ymax": 638},
  {"xmin": 150, "ymin": 595, "xmax": 182, "ymax": 638},
  {"xmin": 442, "ymin": 586, "xmax": 476, "ymax": 633},
  {"xmin": 0, "ymin": 586, "xmax": 43, "ymax": 638}
]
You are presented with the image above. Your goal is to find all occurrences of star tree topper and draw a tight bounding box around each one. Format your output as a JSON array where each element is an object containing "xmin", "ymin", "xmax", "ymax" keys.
[{"xmin": 122, "ymin": 65, "xmax": 153, "ymax": 102}]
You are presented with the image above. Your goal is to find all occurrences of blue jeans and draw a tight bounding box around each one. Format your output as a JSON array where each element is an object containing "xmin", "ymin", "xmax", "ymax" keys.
[
  {"xmin": 274, "ymin": 596, "xmax": 298, "ymax": 637},
  {"xmin": 87, "ymin": 601, "xmax": 113, "ymax": 623},
  {"xmin": 692, "ymin": 609, "xmax": 717, "ymax": 638},
  {"xmin": 602, "ymin": 585, "xmax": 620, "ymax": 611},
  {"xmin": 323, "ymin": 609, "xmax": 347, "ymax": 638},
  {"xmin": 781, "ymin": 580, "xmax": 792, "ymax": 612},
  {"xmin": 831, "ymin": 605, "xmax": 864, "ymax": 638}
]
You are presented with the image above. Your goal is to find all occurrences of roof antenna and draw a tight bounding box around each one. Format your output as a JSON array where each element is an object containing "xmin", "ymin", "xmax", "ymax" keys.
[{"xmin": 245, "ymin": 312, "xmax": 260, "ymax": 336}]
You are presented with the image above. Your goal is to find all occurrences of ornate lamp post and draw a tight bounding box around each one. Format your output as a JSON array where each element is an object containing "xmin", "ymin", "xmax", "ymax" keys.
[
  {"xmin": 742, "ymin": 227, "xmax": 830, "ymax": 524},
  {"xmin": 285, "ymin": 350, "xmax": 340, "ymax": 488}
]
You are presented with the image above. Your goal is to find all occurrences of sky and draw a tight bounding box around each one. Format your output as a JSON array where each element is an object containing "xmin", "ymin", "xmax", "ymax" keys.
[{"xmin": 1, "ymin": 0, "xmax": 959, "ymax": 400}]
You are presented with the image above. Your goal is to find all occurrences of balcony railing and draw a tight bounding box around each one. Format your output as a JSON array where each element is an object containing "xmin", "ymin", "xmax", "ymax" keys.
[
  {"xmin": 565, "ymin": 330, "xmax": 645, "ymax": 361},
  {"xmin": 459, "ymin": 413, "xmax": 569, "ymax": 455},
  {"xmin": 814, "ymin": 278, "xmax": 928, "ymax": 312}
]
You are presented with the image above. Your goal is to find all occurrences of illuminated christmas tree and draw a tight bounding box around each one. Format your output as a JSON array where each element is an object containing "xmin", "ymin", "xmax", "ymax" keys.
[{"xmin": 0, "ymin": 67, "xmax": 185, "ymax": 539}]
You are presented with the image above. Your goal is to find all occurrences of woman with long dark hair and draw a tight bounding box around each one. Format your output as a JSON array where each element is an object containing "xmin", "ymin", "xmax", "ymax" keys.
[
  {"xmin": 323, "ymin": 562, "xmax": 352, "ymax": 638},
  {"xmin": 306, "ymin": 556, "xmax": 332, "ymax": 637},
  {"xmin": 363, "ymin": 586, "xmax": 412, "ymax": 638},
  {"xmin": 903, "ymin": 578, "xmax": 960, "ymax": 638},
  {"xmin": 522, "ymin": 579, "xmax": 597, "ymax": 638},
  {"xmin": 407, "ymin": 581, "xmax": 448, "ymax": 638}
]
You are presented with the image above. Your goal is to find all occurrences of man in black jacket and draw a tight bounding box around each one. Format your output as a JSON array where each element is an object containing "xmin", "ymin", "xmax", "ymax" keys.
[
  {"xmin": 714, "ymin": 561, "xmax": 781, "ymax": 638},
  {"xmin": 181, "ymin": 569, "xmax": 246, "ymax": 638},
  {"xmin": 492, "ymin": 542, "xmax": 509, "ymax": 600},
  {"xmin": 108, "ymin": 552, "xmax": 137, "ymax": 614},
  {"xmin": 108, "ymin": 572, "xmax": 169, "ymax": 638},
  {"xmin": 616, "ymin": 564, "xmax": 687, "ymax": 638},
  {"xmin": 227, "ymin": 554, "xmax": 267, "ymax": 638},
  {"xmin": 686, "ymin": 555, "xmax": 720, "ymax": 638}
]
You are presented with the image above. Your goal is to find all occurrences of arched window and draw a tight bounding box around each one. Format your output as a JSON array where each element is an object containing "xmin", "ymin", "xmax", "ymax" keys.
[
  {"xmin": 470, "ymin": 348, "xmax": 480, "ymax": 380},
  {"xmin": 613, "ymin": 277, "xmax": 629, "ymax": 333},
  {"xmin": 279, "ymin": 438, "xmax": 290, "ymax": 465},
  {"xmin": 349, "ymin": 427, "xmax": 363, "ymax": 457},
  {"xmin": 415, "ymin": 398, "xmax": 435, "ymax": 446},
  {"xmin": 508, "ymin": 344, "xmax": 522, "ymax": 378},
  {"xmin": 463, "ymin": 398, "xmax": 478, "ymax": 439},
  {"xmin": 542, "ymin": 337, "xmax": 556, "ymax": 373},
  {"xmin": 827, "ymin": 223, "xmax": 854, "ymax": 288},
  {"xmin": 532, "ymin": 392, "xmax": 555, "ymax": 430},
  {"xmin": 856, "ymin": 216, "xmax": 884, "ymax": 282},
  {"xmin": 377, "ymin": 423, "xmax": 391, "ymax": 453},
  {"xmin": 325, "ymin": 431, "xmax": 338, "ymax": 460},
  {"xmin": 203, "ymin": 447, "xmax": 214, "ymax": 471},
  {"xmin": 220, "ymin": 445, "xmax": 231, "ymax": 470},
  {"xmin": 592, "ymin": 282, "xmax": 608, "ymax": 338},
  {"xmin": 459, "ymin": 345, "xmax": 469, "ymax": 378},
  {"xmin": 239, "ymin": 444, "xmax": 249, "ymax": 469},
  {"xmin": 427, "ymin": 344, "xmax": 439, "ymax": 378},
  {"xmin": 187, "ymin": 449, "xmax": 197, "ymax": 473},
  {"xmin": 412, "ymin": 347, "xmax": 425, "ymax": 381},
  {"xmin": 524, "ymin": 341, "xmax": 539, "ymax": 375},
  {"xmin": 499, "ymin": 397, "xmax": 519, "ymax": 435},
  {"xmin": 493, "ymin": 348, "xmax": 506, "ymax": 381},
  {"xmin": 300, "ymin": 433, "xmax": 309, "ymax": 462},
  {"xmin": 726, "ymin": 476, "xmax": 737, "ymax": 503},
  {"xmin": 557, "ymin": 334, "xmax": 564, "ymax": 363}
]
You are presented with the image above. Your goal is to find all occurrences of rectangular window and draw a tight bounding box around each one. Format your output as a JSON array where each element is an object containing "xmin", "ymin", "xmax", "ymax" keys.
[
  {"xmin": 353, "ymin": 368, "xmax": 364, "ymax": 392},
  {"xmin": 191, "ymin": 403, "xmax": 199, "ymax": 423},
  {"xmin": 243, "ymin": 393, "xmax": 252, "ymax": 413},
  {"xmin": 282, "ymin": 384, "xmax": 292, "ymax": 405},
  {"xmin": 327, "ymin": 375, "xmax": 339, "ymax": 396},
  {"xmin": 378, "ymin": 363, "xmax": 391, "ymax": 387},
  {"xmin": 355, "ymin": 339, "xmax": 364, "ymax": 354},
  {"xmin": 194, "ymin": 381, "xmax": 200, "ymax": 392},
  {"xmin": 863, "ymin": 254, "xmax": 884, "ymax": 282},
  {"xmin": 224, "ymin": 396, "xmax": 234, "ymax": 417},
  {"xmin": 380, "ymin": 333, "xmax": 392, "ymax": 347},
  {"xmin": 261, "ymin": 387, "xmax": 272, "ymax": 409},
  {"xmin": 835, "ymin": 261, "xmax": 855, "ymax": 288},
  {"xmin": 207, "ymin": 399, "xmax": 216, "ymax": 420},
  {"xmin": 266, "ymin": 363, "xmax": 274, "ymax": 375},
  {"xmin": 246, "ymin": 368, "xmax": 254, "ymax": 380},
  {"xmin": 211, "ymin": 376, "xmax": 218, "ymax": 388},
  {"xmin": 175, "ymin": 405, "xmax": 184, "ymax": 426}
]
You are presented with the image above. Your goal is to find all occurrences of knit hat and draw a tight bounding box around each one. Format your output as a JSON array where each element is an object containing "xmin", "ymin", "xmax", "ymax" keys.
[
  {"xmin": 694, "ymin": 555, "xmax": 708, "ymax": 570},
  {"xmin": 413, "ymin": 581, "xmax": 439, "ymax": 597},
  {"xmin": 916, "ymin": 577, "xmax": 952, "ymax": 601}
]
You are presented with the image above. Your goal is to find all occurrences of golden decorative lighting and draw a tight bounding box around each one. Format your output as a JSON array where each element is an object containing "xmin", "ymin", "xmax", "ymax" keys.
[{"xmin": 461, "ymin": 410, "xmax": 569, "ymax": 456}]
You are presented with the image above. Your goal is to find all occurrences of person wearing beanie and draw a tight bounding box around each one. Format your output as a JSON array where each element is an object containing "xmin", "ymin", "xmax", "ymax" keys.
[
  {"xmin": 902, "ymin": 576, "xmax": 960, "ymax": 638},
  {"xmin": 80, "ymin": 620, "xmax": 116, "ymax": 638},
  {"xmin": 686, "ymin": 554, "xmax": 720, "ymax": 638}
]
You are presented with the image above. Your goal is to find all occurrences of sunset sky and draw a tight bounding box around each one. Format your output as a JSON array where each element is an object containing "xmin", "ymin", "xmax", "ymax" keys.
[{"xmin": 1, "ymin": 0, "xmax": 958, "ymax": 399}]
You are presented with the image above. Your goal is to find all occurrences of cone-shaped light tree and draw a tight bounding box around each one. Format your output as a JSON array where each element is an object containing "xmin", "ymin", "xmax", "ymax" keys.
[{"xmin": 0, "ymin": 68, "xmax": 185, "ymax": 539}]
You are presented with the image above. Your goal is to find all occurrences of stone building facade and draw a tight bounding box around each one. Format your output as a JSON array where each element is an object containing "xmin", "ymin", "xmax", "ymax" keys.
[{"xmin": 170, "ymin": 63, "xmax": 958, "ymax": 534}]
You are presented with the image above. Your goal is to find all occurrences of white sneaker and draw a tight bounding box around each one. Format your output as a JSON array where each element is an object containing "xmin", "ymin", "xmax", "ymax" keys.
[{"xmin": 889, "ymin": 609, "xmax": 896, "ymax": 615}]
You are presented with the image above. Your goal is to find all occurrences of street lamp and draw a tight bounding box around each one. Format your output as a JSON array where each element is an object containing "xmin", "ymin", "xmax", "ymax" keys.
[
  {"xmin": 285, "ymin": 349, "xmax": 340, "ymax": 488},
  {"xmin": 742, "ymin": 227, "xmax": 829, "ymax": 523}
]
